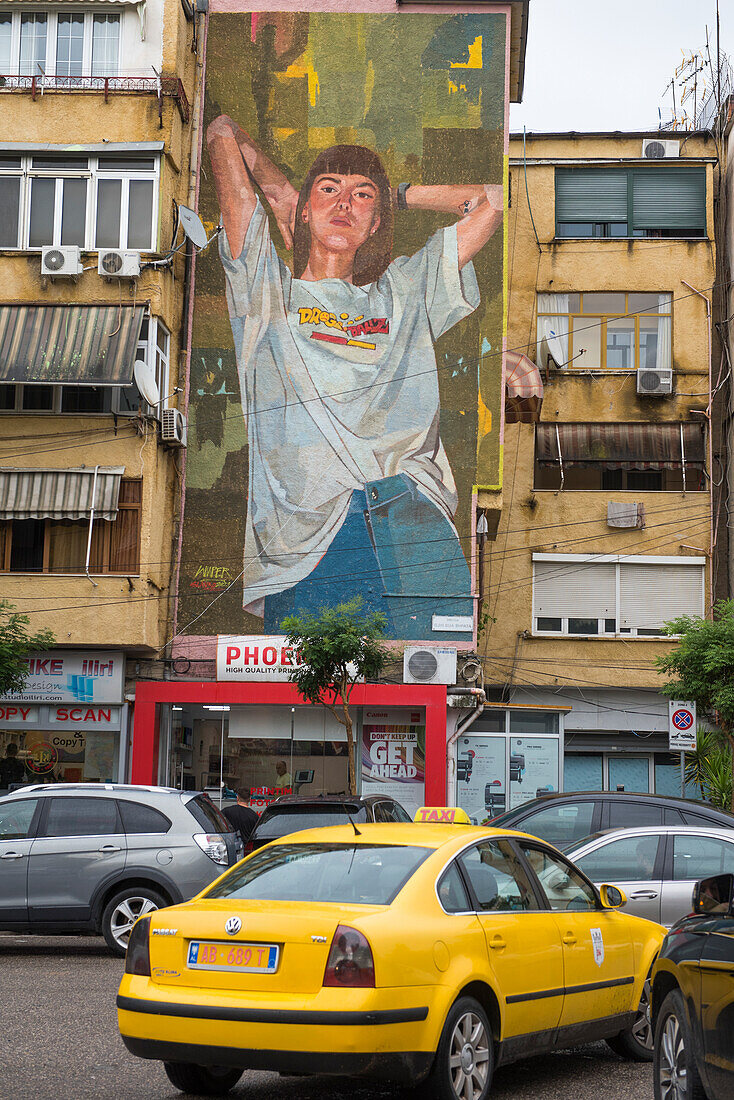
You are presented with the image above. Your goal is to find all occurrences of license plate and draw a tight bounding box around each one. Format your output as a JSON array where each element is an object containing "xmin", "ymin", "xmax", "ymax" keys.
[{"xmin": 187, "ymin": 941, "xmax": 279, "ymax": 973}]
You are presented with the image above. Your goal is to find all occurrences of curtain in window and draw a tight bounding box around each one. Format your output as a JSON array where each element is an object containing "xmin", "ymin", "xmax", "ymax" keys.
[
  {"xmin": 655, "ymin": 295, "xmax": 672, "ymax": 371},
  {"xmin": 535, "ymin": 423, "xmax": 704, "ymax": 470},
  {"xmin": 536, "ymin": 293, "xmax": 569, "ymax": 366},
  {"xmin": 47, "ymin": 520, "xmax": 88, "ymax": 572}
]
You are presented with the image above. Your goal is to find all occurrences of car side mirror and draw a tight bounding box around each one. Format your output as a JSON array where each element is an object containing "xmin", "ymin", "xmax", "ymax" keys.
[
  {"xmin": 692, "ymin": 872, "xmax": 734, "ymax": 916},
  {"xmin": 599, "ymin": 884, "xmax": 627, "ymax": 909}
]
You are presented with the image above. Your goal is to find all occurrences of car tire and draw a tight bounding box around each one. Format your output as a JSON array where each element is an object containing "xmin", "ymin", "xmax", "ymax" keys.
[
  {"xmin": 164, "ymin": 1062, "xmax": 244, "ymax": 1096},
  {"xmin": 101, "ymin": 886, "xmax": 166, "ymax": 957},
  {"xmin": 426, "ymin": 995, "xmax": 494, "ymax": 1100},
  {"xmin": 653, "ymin": 989, "xmax": 706, "ymax": 1100},
  {"xmin": 607, "ymin": 973, "xmax": 653, "ymax": 1062}
]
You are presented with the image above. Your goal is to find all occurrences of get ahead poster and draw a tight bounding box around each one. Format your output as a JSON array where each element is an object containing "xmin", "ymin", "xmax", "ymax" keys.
[{"xmin": 361, "ymin": 707, "xmax": 425, "ymax": 818}]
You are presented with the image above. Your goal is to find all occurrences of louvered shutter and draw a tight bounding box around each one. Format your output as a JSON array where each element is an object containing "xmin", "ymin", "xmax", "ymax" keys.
[
  {"xmin": 631, "ymin": 168, "xmax": 706, "ymax": 232},
  {"xmin": 619, "ymin": 563, "xmax": 704, "ymax": 631},
  {"xmin": 555, "ymin": 169, "xmax": 628, "ymax": 223},
  {"xmin": 534, "ymin": 560, "xmax": 616, "ymax": 618}
]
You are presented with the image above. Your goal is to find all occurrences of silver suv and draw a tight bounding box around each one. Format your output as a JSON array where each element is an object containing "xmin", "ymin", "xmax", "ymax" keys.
[{"xmin": 0, "ymin": 783, "xmax": 242, "ymax": 956}]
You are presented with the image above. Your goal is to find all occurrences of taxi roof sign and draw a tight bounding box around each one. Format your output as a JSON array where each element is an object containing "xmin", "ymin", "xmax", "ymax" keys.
[{"xmin": 414, "ymin": 806, "xmax": 471, "ymax": 825}]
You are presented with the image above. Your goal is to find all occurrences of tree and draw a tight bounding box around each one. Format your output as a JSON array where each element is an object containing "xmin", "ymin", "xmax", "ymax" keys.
[
  {"xmin": 657, "ymin": 600, "xmax": 734, "ymax": 813},
  {"xmin": 280, "ymin": 598, "xmax": 389, "ymax": 795},
  {"xmin": 0, "ymin": 601, "xmax": 55, "ymax": 697}
]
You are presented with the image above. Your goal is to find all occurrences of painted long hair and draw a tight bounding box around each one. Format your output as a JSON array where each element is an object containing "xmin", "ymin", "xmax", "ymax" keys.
[{"xmin": 293, "ymin": 145, "xmax": 394, "ymax": 286}]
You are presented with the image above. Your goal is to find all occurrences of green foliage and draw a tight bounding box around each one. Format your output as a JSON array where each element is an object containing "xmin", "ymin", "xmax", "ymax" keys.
[
  {"xmin": 685, "ymin": 727, "xmax": 733, "ymax": 809},
  {"xmin": 0, "ymin": 601, "xmax": 55, "ymax": 697},
  {"xmin": 280, "ymin": 599, "xmax": 389, "ymax": 794}
]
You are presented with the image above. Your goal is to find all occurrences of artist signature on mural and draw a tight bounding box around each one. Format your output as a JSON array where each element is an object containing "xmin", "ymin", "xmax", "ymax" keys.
[{"xmin": 190, "ymin": 565, "xmax": 235, "ymax": 591}]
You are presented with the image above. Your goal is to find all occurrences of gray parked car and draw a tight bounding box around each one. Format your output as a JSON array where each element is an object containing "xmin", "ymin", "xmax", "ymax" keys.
[
  {"xmin": 0, "ymin": 783, "xmax": 242, "ymax": 956},
  {"xmin": 566, "ymin": 825, "xmax": 734, "ymax": 926}
]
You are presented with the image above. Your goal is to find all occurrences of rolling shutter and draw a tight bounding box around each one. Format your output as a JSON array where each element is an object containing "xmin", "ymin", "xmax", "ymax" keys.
[
  {"xmin": 631, "ymin": 168, "xmax": 706, "ymax": 232},
  {"xmin": 534, "ymin": 560, "xmax": 616, "ymax": 618},
  {"xmin": 619, "ymin": 562, "xmax": 704, "ymax": 631},
  {"xmin": 555, "ymin": 169, "xmax": 628, "ymax": 223}
]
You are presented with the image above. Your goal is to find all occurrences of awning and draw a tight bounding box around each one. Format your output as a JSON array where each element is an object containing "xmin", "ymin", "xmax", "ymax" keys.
[
  {"xmin": 536, "ymin": 423, "xmax": 705, "ymax": 469},
  {"xmin": 0, "ymin": 305, "xmax": 145, "ymax": 386},
  {"xmin": 0, "ymin": 468, "xmax": 124, "ymax": 521},
  {"xmin": 505, "ymin": 350, "xmax": 543, "ymax": 424}
]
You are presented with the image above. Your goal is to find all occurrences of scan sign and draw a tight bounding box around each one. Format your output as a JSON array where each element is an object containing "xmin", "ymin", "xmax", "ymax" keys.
[{"xmin": 668, "ymin": 701, "xmax": 697, "ymax": 751}]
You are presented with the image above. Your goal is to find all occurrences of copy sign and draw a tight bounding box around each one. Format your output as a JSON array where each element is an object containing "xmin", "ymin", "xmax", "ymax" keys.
[{"xmin": 668, "ymin": 700, "xmax": 697, "ymax": 751}]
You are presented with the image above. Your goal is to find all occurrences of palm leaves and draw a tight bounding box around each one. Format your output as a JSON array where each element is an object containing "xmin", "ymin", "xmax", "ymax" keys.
[{"xmin": 684, "ymin": 727, "xmax": 733, "ymax": 810}]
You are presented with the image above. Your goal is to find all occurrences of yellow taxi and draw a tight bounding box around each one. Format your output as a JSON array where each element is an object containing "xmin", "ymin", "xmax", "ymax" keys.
[{"xmin": 117, "ymin": 808, "xmax": 665, "ymax": 1100}]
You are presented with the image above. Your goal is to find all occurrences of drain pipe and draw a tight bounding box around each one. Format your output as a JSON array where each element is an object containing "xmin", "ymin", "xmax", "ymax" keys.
[
  {"xmin": 446, "ymin": 687, "xmax": 486, "ymax": 803},
  {"xmin": 84, "ymin": 464, "xmax": 100, "ymax": 588},
  {"xmin": 681, "ymin": 280, "xmax": 713, "ymax": 613}
]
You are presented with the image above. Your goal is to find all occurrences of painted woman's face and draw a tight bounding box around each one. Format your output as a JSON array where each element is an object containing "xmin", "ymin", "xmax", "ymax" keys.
[{"xmin": 303, "ymin": 173, "xmax": 381, "ymax": 257}]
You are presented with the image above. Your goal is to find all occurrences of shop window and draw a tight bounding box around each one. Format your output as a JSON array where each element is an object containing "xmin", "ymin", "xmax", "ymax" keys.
[
  {"xmin": 555, "ymin": 168, "xmax": 706, "ymax": 238},
  {"xmin": 0, "ymin": 478, "xmax": 141, "ymax": 574},
  {"xmin": 534, "ymin": 422, "xmax": 705, "ymax": 492}
]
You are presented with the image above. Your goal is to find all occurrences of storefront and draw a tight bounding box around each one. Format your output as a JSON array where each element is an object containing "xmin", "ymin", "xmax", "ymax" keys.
[{"xmin": 0, "ymin": 650, "xmax": 126, "ymax": 785}]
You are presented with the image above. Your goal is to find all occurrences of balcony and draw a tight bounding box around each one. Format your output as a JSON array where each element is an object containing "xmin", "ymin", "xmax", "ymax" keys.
[{"xmin": 0, "ymin": 72, "xmax": 189, "ymax": 123}]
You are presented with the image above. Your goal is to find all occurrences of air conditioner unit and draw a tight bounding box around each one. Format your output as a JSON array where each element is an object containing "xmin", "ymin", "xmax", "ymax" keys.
[
  {"xmin": 403, "ymin": 646, "xmax": 457, "ymax": 685},
  {"xmin": 637, "ymin": 366, "xmax": 673, "ymax": 396},
  {"xmin": 98, "ymin": 249, "xmax": 141, "ymax": 278},
  {"xmin": 160, "ymin": 408, "xmax": 187, "ymax": 447},
  {"xmin": 41, "ymin": 245, "xmax": 82, "ymax": 278},
  {"xmin": 641, "ymin": 138, "xmax": 680, "ymax": 159}
]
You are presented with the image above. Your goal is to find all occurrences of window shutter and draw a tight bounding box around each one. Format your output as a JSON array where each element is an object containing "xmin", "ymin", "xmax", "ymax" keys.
[
  {"xmin": 631, "ymin": 168, "xmax": 706, "ymax": 232},
  {"xmin": 534, "ymin": 560, "xmax": 616, "ymax": 617},
  {"xmin": 555, "ymin": 169, "xmax": 628, "ymax": 222},
  {"xmin": 619, "ymin": 563, "xmax": 704, "ymax": 631}
]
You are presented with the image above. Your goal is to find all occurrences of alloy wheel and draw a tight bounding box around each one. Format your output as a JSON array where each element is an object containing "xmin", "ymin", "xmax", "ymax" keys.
[
  {"xmin": 448, "ymin": 1010, "xmax": 490, "ymax": 1100},
  {"xmin": 632, "ymin": 978, "xmax": 653, "ymax": 1051},
  {"xmin": 658, "ymin": 1013, "xmax": 687, "ymax": 1100},
  {"xmin": 110, "ymin": 896, "xmax": 159, "ymax": 949}
]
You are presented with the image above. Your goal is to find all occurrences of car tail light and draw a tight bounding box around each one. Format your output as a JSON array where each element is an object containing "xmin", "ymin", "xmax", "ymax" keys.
[
  {"xmin": 323, "ymin": 925, "xmax": 375, "ymax": 988},
  {"xmin": 124, "ymin": 915, "xmax": 152, "ymax": 976},
  {"xmin": 243, "ymin": 839, "xmax": 254, "ymax": 856},
  {"xmin": 193, "ymin": 833, "xmax": 229, "ymax": 865}
]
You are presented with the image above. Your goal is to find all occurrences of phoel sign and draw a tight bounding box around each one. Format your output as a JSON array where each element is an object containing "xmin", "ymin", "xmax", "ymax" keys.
[{"xmin": 217, "ymin": 636, "xmax": 302, "ymax": 682}]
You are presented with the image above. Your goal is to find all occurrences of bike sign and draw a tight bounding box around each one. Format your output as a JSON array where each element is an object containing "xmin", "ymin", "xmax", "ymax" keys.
[{"xmin": 668, "ymin": 701, "xmax": 697, "ymax": 751}]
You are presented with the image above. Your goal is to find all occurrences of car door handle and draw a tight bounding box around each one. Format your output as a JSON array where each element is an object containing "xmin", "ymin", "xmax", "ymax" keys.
[
  {"xmin": 562, "ymin": 933, "xmax": 577, "ymax": 946},
  {"xmin": 98, "ymin": 845, "xmax": 122, "ymax": 853},
  {"xmin": 1, "ymin": 852, "xmax": 24, "ymax": 860},
  {"xmin": 488, "ymin": 936, "xmax": 506, "ymax": 949},
  {"xmin": 630, "ymin": 890, "xmax": 659, "ymax": 899}
]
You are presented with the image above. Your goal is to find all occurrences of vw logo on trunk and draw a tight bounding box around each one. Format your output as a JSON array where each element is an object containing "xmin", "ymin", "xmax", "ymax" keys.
[{"xmin": 225, "ymin": 916, "xmax": 242, "ymax": 936}]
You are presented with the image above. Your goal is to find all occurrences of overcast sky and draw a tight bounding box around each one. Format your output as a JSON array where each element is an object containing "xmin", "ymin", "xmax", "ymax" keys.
[{"xmin": 511, "ymin": 0, "xmax": 733, "ymax": 133}]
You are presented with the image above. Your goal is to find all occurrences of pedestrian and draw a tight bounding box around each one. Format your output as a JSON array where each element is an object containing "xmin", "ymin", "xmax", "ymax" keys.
[
  {"xmin": 222, "ymin": 788, "xmax": 259, "ymax": 848},
  {"xmin": 0, "ymin": 743, "xmax": 25, "ymax": 789},
  {"xmin": 274, "ymin": 760, "xmax": 292, "ymax": 789}
]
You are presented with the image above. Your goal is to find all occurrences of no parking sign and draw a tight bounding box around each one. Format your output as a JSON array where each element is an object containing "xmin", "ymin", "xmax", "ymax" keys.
[{"xmin": 668, "ymin": 701, "xmax": 697, "ymax": 751}]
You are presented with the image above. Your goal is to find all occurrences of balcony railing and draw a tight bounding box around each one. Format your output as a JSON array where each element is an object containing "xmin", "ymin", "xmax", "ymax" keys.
[{"xmin": 0, "ymin": 73, "xmax": 190, "ymax": 123}]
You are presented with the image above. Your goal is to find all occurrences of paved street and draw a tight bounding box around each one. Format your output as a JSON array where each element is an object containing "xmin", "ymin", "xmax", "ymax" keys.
[{"xmin": 1, "ymin": 935, "xmax": 652, "ymax": 1100}]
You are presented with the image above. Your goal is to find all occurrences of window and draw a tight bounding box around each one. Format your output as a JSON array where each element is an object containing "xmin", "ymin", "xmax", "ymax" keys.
[
  {"xmin": 0, "ymin": 799, "xmax": 38, "ymax": 839},
  {"xmin": 535, "ymin": 423, "xmax": 705, "ymax": 493},
  {"xmin": 537, "ymin": 293, "xmax": 672, "ymax": 373},
  {"xmin": 555, "ymin": 167, "xmax": 707, "ymax": 238},
  {"xmin": 532, "ymin": 555, "xmax": 705, "ymax": 637},
  {"xmin": 521, "ymin": 845, "xmax": 598, "ymax": 911},
  {"xmin": 0, "ymin": 10, "xmax": 120, "ymax": 78},
  {"xmin": 0, "ymin": 154, "xmax": 158, "ymax": 250},
  {"xmin": 459, "ymin": 840, "xmax": 540, "ymax": 911},
  {"xmin": 437, "ymin": 861, "xmax": 472, "ymax": 913},
  {"xmin": 574, "ymin": 835, "xmax": 660, "ymax": 882},
  {"xmin": 0, "ymin": 479, "xmax": 141, "ymax": 575},
  {"xmin": 44, "ymin": 797, "xmax": 120, "ymax": 837},
  {"xmin": 672, "ymin": 835, "xmax": 734, "ymax": 881},
  {"xmin": 118, "ymin": 801, "xmax": 172, "ymax": 834}
]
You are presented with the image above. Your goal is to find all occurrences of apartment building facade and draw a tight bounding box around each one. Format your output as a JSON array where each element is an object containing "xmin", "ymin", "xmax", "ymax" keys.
[
  {"xmin": 475, "ymin": 130, "xmax": 718, "ymax": 805},
  {"xmin": 0, "ymin": 0, "xmax": 200, "ymax": 784}
]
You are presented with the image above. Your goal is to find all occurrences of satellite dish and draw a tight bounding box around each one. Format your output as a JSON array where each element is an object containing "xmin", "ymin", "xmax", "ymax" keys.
[
  {"xmin": 178, "ymin": 204, "xmax": 208, "ymax": 250},
  {"xmin": 133, "ymin": 359, "xmax": 160, "ymax": 407},
  {"xmin": 543, "ymin": 319, "xmax": 567, "ymax": 368}
]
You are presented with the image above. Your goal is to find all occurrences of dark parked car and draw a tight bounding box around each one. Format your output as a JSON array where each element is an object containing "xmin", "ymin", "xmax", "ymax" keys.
[
  {"xmin": 652, "ymin": 872, "xmax": 734, "ymax": 1100},
  {"xmin": 489, "ymin": 791, "xmax": 734, "ymax": 848},
  {"xmin": 247, "ymin": 794, "xmax": 412, "ymax": 850}
]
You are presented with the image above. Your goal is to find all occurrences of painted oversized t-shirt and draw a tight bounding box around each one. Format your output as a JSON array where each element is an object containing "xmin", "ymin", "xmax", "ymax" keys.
[{"xmin": 220, "ymin": 198, "xmax": 480, "ymax": 615}]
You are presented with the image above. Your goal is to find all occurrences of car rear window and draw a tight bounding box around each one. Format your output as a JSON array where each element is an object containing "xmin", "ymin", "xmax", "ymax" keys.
[
  {"xmin": 254, "ymin": 805, "xmax": 368, "ymax": 840},
  {"xmin": 185, "ymin": 794, "xmax": 232, "ymax": 834},
  {"xmin": 119, "ymin": 800, "xmax": 171, "ymax": 834},
  {"xmin": 205, "ymin": 842, "xmax": 430, "ymax": 905}
]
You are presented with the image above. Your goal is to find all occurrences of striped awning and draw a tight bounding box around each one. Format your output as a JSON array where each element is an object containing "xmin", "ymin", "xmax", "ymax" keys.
[
  {"xmin": 505, "ymin": 350, "xmax": 543, "ymax": 424},
  {"xmin": 0, "ymin": 468, "xmax": 124, "ymax": 521},
  {"xmin": 536, "ymin": 423, "xmax": 705, "ymax": 469},
  {"xmin": 0, "ymin": 305, "xmax": 145, "ymax": 386}
]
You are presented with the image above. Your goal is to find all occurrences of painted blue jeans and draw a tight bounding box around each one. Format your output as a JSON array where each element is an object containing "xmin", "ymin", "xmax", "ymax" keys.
[{"xmin": 264, "ymin": 473, "xmax": 473, "ymax": 640}]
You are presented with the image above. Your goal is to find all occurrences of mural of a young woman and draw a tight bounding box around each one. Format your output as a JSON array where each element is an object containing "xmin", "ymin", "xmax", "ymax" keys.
[{"xmin": 207, "ymin": 115, "xmax": 503, "ymax": 640}]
